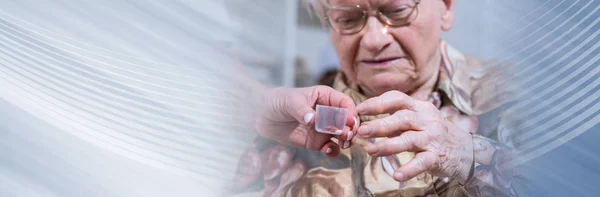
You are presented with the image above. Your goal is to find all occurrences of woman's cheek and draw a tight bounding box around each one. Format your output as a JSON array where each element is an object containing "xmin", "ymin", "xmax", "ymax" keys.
[{"xmin": 342, "ymin": 62, "xmax": 357, "ymax": 82}]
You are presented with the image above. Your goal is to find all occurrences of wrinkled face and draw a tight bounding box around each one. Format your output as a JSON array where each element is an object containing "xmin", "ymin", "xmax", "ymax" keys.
[{"xmin": 327, "ymin": 0, "xmax": 454, "ymax": 96}]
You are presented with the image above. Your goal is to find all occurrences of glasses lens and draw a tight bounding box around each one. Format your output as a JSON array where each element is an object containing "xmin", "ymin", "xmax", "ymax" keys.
[
  {"xmin": 327, "ymin": 6, "xmax": 366, "ymax": 34},
  {"xmin": 379, "ymin": 0, "xmax": 418, "ymax": 26}
]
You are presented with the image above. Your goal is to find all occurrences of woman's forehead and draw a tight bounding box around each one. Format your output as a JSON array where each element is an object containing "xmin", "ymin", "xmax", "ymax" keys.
[{"xmin": 328, "ymin": 0, "xmax": 392, "ymax": 6}]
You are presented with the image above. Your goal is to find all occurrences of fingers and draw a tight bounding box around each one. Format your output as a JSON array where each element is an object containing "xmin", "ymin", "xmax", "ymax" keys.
[
  {"xmin": 289, "ymin": 123, "xmax": 354, "ymax": 153},
  {"xmin": 286, "ymin": 97, "xmax": 318, "ymax": 127},
  {"xmin": 289, "ymin": 86, "xmax": 358, "ymax": 131},
  {"xmin": 336, "ymin": 125, "xmax": 355, "ymax": 149},
  {"xmin": 279, "ymin": 86, "xmax": 343, "ymax": 128},
  {"xmin": 289, "ymin": 126, "xmax": 330, "ymax": 151},
  {"xmin": 274, "ymin": 86, "xmax": 361, "ymax": 153},
  {"xmin": 263, "ymin": 87, "xmax": 311, "ymax": 126},
  {"xmin": 358, "ymin": 110, "xmax": 424, "ymax": 138},
  {"xmin": 322, "ymin": 126, "xmax": 344, "ymax": 135},
  {"xmin": 320, "ymin": 140, "xmax": 341, "ymax": 157},
  {"xmin": 288, "ymin": 126, "xmax": 346, "ymax": 157},
  {"xmin": 365, "ymin": 131, "xmax": 427, "ymax": 156},
  {"xmin": 356, "ymin": 90, "xmax": 417, "ymax": 115},
  {"xmin": 311, "ymin": 86, "xmax": 359, "ymax": 128},
  {"xmin": 352, "ymin": 116, "xmax": 360, "ymax": 133},
  {"xmin": 393, "ymin": 151, "xmax": 437, "ymax": 182}
]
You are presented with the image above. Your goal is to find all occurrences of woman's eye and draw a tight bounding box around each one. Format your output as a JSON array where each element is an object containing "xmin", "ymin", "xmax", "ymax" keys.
[
  {"xmin": 391, "ymin": 8, "xmax": 407, "ymax": 13},
  {"xmin": 333, "ymin": 15, "xmax": 362, "ymax": 29},
  {"xmin": 384, "ymin": 5, "xmax": 412, "ymax": 19},
  {"xmin": 335, "ymin": 18, "xmax": 354, "ymax": 23}
]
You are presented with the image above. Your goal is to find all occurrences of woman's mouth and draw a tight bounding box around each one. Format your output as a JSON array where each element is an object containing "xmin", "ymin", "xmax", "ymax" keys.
[{"xmin": 360, "ymin": 57, "xmax": 403, "ymax": 68}]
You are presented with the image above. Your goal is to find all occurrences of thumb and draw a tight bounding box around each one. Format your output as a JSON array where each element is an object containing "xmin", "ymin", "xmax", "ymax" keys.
[
  {"xmin": 284, "ymin": 90, "xmax": 317, "ymax": 126},
  {"xmin": 283, "ymin": 87, "xmax": 335, "ymax": 129},
  {"xmin": 294, "ymin": 107, "xmax": 344, "ymax": 136},
  {"xmin": 264, "ymin": 87, "xmax": 314, "ymax": 124},
  {"xmin": 266, "ymin": 86, "xmax": 321, "ymax": 127}
]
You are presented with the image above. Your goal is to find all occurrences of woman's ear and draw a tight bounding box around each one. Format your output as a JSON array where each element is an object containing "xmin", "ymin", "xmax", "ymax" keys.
[{"xmin": 441, "ymin": 0, "xmax": 455, "ymax": 31}]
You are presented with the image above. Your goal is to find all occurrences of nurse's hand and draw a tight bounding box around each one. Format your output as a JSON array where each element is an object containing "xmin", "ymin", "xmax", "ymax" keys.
[{"xmin": 256, "ymin": 86, "xmax": 359, "ymax": 157}]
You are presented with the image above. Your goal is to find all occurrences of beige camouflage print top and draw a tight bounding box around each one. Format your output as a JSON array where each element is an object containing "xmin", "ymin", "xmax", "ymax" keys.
[{"xmin": 229, "ymin": 41, "xmax": 517, "ymax": 197}]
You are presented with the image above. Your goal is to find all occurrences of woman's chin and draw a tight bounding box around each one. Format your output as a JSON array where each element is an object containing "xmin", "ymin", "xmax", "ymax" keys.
[{"xmin": 361, "ymin": 74, "xmax": 416, "ymax": 95}]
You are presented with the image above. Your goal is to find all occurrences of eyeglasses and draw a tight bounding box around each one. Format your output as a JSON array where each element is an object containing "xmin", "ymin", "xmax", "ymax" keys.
[{"xmin": 324, "ymin": 0, "xmax": 421, "ymax": 35}]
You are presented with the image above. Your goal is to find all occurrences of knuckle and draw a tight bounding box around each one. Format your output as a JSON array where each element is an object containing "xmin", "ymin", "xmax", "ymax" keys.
[
  {"xmin": 375, "ymin": 97, "xmax": 385, "ymax": 110},
  {"xmin": 379, "ymin": 141, "xmax": 391, "ymax": 154},
  {"xmin": 308, "ymin": 86, "xmax": 320, "ymax": 101},
  {"xmin": 383, "ymin": 90, "xmax": 402, "ymax": 102},
  {"xmin": 393, "ymin": 110, "xmax": 412, "ymax": 125},
  {"xmin": 379, "ymin": 119, "xmax": 390, "ymax": 134},
  {"xmin": 422, "ymin": 100, "xmax": 436, "ymax": 108},
  {"xmin": 425, "ymin": 128, "xmax": 441, "ymax": 141},
  {"xmin": 311, "ymin": 85, "xmax": 331, "ymax": 98},
  {"xmin": 408, "ymin": 113, "xmax": 419, "ymax": 126},
  {"xmin": 314, "ymin": 85, "xmax": 330, "ymax": 91},
  {"xmin": 401, "ymin": 135, "xmax": 413, "ymax": 150},
  {"xmin": 392, "ymin": 110, "xmax": 403, "ymax": 116},
  {"xmin": 402, "ymin": 111, "xmax": 412, "ymax": 123},
  {"xmin": 408, "ymin": 132, "xmax": 427, "ymax": 149},
  {"xmin": 386, "ymin": 90, "xmax": 402, "ymax": 97},
  {"xmin": 415, "ymin": 100, "xmax": 435, "ymax": 111},
  {"xmin": 415, "ymin": 156, "xmax": 428, "ymax": 171},
  {"xmin": 428, "ymin": 120, "xmax": 445, "ymax": 130},
  {"xmin": 405, "ymin": 132, "xmax": 418, "ymax": 144},
  {"xmin": 414, "ymin": 115, "xmax": 426, "ymax": 129},
  {"xmin": 396, "ymin": 111, "xmax": 421, "ymax": 129}
]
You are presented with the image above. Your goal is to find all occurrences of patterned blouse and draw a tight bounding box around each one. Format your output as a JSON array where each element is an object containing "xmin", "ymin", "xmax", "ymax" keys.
[{"xmin": 229, "ymin": 41, "xmax": 517, "ymax": 197}]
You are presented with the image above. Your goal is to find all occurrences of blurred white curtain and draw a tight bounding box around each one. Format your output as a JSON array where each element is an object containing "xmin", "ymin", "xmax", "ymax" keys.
[{"xmin": 0, "ymin": 0, "xmax": 295, "ymax": 196}]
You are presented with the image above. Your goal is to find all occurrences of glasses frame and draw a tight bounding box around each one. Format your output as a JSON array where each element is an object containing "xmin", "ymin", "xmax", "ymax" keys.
[{"xmin": 324, "ymin": 0, "xmax": 422, "ymax": 35}]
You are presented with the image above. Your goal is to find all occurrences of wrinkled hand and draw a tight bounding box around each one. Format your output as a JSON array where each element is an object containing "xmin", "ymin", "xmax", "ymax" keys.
[
  {"xmin": 256, "ymin": 86, "xmax": 359, "ymax": 157},
  {"xmin": 357, "ymin": 90, "xmax": 474, "ymax": 184}
]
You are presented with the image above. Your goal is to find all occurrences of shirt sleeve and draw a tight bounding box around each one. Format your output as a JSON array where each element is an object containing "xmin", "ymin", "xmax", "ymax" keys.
[{"xmin": 438, "ymin": 103, "xmax": 519, "ymax": 197}]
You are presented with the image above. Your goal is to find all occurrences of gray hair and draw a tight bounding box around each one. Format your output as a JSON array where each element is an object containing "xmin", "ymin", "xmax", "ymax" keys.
[{"xmin": 302, "ymin": 0, "xmax": 328, "ymax": 27}]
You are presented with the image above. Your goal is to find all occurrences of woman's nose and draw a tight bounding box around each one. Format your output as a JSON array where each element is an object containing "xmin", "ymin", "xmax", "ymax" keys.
[{"xmin": 360, "ymin": 17, "xmax": 393, "ymax": 53}]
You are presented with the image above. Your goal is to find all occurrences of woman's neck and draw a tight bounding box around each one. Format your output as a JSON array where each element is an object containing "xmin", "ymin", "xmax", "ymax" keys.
[
  {"xmin": 410, "ymin": 69, "xmax": 439, "ymax": 101},
  {"xmin": 405, "ymin": 52, "xmax": 442, "ymax": 101}
]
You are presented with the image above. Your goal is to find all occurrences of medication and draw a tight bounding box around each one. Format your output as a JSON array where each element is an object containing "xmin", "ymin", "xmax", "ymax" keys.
[{"xmin": 315, "ymin": 105, "xmax": 347, "ymax": 135}]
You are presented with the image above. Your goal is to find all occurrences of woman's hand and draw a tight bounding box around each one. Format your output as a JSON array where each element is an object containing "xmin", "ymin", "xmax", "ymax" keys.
[
  {"xmin": 356, "ymin": 90, "xmax": 474, "ymax": 184},
  {"xmin": 256, "ymin": 86, "xmax": 359, "ymax": 157}
]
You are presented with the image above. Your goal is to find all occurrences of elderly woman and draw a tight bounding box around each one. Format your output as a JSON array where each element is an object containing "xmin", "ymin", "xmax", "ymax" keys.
[{"xmin": 232, "ymin": 0, "xmax": 516, "ymax": 196}]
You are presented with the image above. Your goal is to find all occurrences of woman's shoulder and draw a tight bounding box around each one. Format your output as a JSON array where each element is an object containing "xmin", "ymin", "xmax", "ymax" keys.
[
  {"xmin": 463, "ymin": 55, "xmax": 518, "ymax": 115},
  {"xmin": 441, "ymin": 41, "xmax": 517, "ymax": 115}
]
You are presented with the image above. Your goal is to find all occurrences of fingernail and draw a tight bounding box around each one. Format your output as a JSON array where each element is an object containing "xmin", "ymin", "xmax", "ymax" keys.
[
  {"xmin": 325, "ymin": 148, "xmax": 332, "ymax": 154},
  {"xmin": 395, "ymin": 172, "xmax": 404, "ymax": 180},
  {"xmin": 347, "ymin": 131, "xmax": 353, "ymax": 141},
  {"xmin": 303, "ymin": 113, "xmax": 314, "ymax": 123},
  {"xmin": 359, "ymin": 125, "xmax": 370, "ymax": 136},
  {"xmin": 335, "ymin": 130, "xmax": 343, "ymax": 135},
  {"xmin": 343, "ymin": 141, "xmax": 350, "ymax": 149},
  {"xmin": 341, "ymin": 141, "xmax": 346, "ymax": 149},
  {"xmin": 365, "ymin": 144, "xmax": 377, "ymax": 154},
  {"xmin": 353, "ymin": 116, "xmax": 359, "ymax": 131}
]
